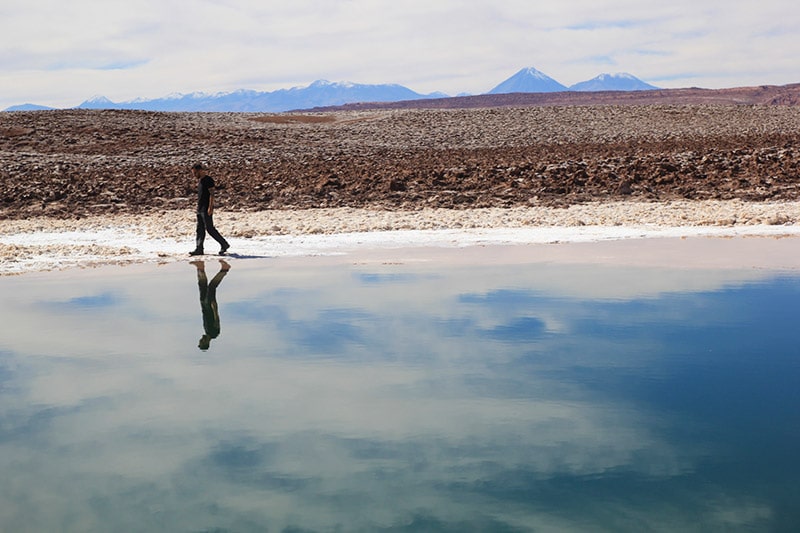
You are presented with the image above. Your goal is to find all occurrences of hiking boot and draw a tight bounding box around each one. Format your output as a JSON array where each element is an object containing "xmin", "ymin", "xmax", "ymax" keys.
[
  {"xmin": 189, "ymin": 249, "xmax": 204, "ymax": 256},
  {"xmin": 219, "ymin": 244, "xmax": 229, "ymax": 256}
]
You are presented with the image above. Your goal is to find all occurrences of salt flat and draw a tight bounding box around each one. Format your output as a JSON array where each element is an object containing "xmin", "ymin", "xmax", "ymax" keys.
[{"xmin": 3, "ymin": 200, "xmax": 800, "ymax": 274}]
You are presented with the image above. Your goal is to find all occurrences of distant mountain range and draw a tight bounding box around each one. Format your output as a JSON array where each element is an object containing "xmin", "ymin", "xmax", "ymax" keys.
[
  {"xmin": 74, "ymin": 80, "xmax": 448, "ymax": 113},
  {"xmin": 4, "ymin": 67, "xmax": 660, "ymax": 112}
]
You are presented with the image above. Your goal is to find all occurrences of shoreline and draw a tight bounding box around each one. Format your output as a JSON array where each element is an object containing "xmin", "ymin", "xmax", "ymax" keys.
[{"xmin": 2, "ymin": 200, "xmax": 800, "ymax": 275}]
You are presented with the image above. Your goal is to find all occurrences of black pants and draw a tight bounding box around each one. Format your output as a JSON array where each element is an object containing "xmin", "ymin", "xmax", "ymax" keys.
[{"xmin": 195, "ymin": 211, "xmax": 229, "ymax": 252}]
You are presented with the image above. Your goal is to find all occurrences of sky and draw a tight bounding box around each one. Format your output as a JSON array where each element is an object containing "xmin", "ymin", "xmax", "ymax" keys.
[{"xmin": 1, "ymin": 0, "xmax": 798, "ymax": 109}]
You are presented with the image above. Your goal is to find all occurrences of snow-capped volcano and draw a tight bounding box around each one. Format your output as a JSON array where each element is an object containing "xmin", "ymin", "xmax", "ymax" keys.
[
  {"xmin": 488, "ymin": 67, "xmax": 568, "ymax": 94},
  {"xmin": 569, "ymin": 73, "xmax": 659, "ymax": 92}
]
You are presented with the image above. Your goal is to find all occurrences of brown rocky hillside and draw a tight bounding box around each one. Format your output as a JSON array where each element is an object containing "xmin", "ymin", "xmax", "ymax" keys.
[{"xmin": 2, "ymin": 84, "xmax": 800, "ymax": 220}]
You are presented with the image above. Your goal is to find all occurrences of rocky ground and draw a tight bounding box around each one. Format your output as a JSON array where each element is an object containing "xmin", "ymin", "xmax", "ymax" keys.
[{"xmin": 2, "ymin": 103, "xmax": 800, "ymax": 220}]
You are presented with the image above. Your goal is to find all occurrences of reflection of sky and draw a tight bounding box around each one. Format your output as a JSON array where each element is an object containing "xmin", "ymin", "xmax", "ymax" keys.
[{"xmin": 0, "ymin": 260, "xmax": 799, "ymax": 531}]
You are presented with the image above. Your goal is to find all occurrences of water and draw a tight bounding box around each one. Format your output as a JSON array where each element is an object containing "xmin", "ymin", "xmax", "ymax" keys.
[{"xmin": 1, "ymin": 253, "xmax": 799, "ymax": 532}]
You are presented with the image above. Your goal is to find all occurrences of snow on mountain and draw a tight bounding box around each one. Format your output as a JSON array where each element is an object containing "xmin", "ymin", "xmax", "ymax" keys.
[
  {"xmin": 64, "ymin": 80, "xmax": 442, "ymax": 112},
  {"xmin": 488, "ymin": 67, "xmax": 568, "ymax": 94},
  {"xmin": 4, "ymin": 69, "xmax": 664, "ymax": 112},
  {"xmin": 78, "ymin": 95, "xmax": 118, "ymax": 109},
  {"xmin": 4, "ymin": 103, "xmax": 55, "ymax": 111},
  {"xmin": 569, "ymin": 73, "xmax": 659, "ymax": 92}
]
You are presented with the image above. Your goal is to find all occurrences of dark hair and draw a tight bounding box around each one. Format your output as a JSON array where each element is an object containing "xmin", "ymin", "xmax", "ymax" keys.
[{"xmin": 192, "ymin": 163, "xmax": 206, "ymax": 170}]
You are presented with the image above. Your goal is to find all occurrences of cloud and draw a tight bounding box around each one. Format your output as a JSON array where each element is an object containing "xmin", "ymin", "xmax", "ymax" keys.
[{"xmin": 1, "ymin": 2, "xmax": 799, "ymax": 112}]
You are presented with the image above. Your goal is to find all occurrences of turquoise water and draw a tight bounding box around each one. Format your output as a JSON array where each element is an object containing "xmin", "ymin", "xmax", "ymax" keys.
[{"xmin": 1, "ymin": 255, "xmax": 799, "ymax": 532}]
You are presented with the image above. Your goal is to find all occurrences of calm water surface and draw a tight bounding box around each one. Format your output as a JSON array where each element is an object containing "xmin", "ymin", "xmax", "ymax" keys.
[{"xmin": 1, "ymin": 254, "xmax": 799, "ymax": 532}]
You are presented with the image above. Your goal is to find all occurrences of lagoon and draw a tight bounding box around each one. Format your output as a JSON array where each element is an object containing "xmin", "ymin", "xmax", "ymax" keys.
[{"xmin": 1, "ymin": 241, "xmax": 799, "ymax": 532}]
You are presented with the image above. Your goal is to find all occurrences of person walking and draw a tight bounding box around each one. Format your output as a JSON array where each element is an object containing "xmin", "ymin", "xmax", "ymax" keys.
[{"xmin": 189, "ymin": 163, "xmax": 230, "ymax": 256}]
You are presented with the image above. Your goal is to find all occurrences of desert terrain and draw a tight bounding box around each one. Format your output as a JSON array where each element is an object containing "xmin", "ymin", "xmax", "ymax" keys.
[
  {"xmin": 1, "ymin": 87, "xmax": 800, "ymax": 272},
  {"xmin": 2, "ymin": 96, "xmax": 800, "ymax": 218}
]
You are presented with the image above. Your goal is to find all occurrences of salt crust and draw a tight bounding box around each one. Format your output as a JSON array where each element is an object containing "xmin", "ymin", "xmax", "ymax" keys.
[{"xmin": 2, "ymin": 200, "xmax": 800, "ymax": 275}]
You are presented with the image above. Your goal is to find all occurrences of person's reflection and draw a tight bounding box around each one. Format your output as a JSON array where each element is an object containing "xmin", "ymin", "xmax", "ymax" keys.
[{"xmin": 191, "ymin": 259, "xmax": 230, "ymax": 350}]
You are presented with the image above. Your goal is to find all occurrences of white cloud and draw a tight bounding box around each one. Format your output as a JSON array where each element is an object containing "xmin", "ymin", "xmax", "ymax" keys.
[{"xmin": 1, "ymin": 0, "xmax": 798, "ymax": 108}]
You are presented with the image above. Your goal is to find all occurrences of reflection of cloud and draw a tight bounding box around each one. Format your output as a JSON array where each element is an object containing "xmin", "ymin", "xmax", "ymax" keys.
[
  {"xmin": 0, "ymin": 349, "xmax": 771, "ymax": 531},
  {"xmin": 354, "ymin": 272, "xmax": 425, "ymax": 284},
  {"xmin": 39, "ymin": 291, "xmax": 122, "ymax": 310},
  {"xmin": 483, "ymin": 316, "xmax": 547, "ymax": 342},
  {"xmin": 0, "ymin": 351, "xmax": 695, "ymax": 530},
  {"xmin": 0, "ymin": 260, "xmax": 795, "ymax": 530}
]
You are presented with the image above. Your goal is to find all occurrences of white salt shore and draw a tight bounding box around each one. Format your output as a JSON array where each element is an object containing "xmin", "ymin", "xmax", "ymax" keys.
[{"xmin": 2, "ymin": 200, "xmax": 800, "ymax": 275}]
